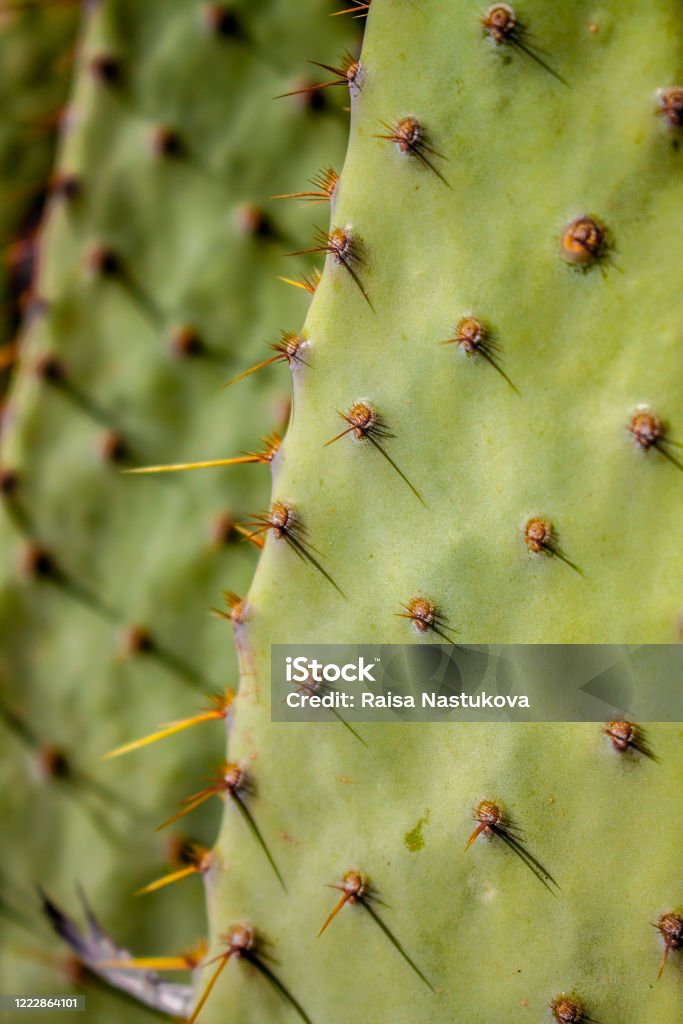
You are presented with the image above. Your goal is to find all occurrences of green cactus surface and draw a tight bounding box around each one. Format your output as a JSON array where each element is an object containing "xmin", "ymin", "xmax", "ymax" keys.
[
  {"xmin": 1, "ymin": 1, "xmax": 681, "ymax": 1023},
  {"xmin": 200, "ymin": 1, "xmax": 683, "ymax": 1022},
  {"xmin": 248, "ymin": 0, "xmax": 683, "ymax": 647},
  {"xmin": 0, "ymin": 1, "xmax": 355, "ymax": 1018}
]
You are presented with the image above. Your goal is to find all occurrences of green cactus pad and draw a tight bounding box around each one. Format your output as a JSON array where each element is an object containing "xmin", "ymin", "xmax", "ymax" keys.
[
  {"xmin": 0, "ymin": 0, "xmax": 355, "ymax": 1017},
  {"xmin": 202, "ymin": 1, "xmax": 682, "ymax": 1021}
]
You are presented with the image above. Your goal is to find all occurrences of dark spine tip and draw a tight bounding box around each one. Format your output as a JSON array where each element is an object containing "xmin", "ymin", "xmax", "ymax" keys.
[{"xmin": 289, "ymin": 79, "xmax": 329, "ymax": 112}]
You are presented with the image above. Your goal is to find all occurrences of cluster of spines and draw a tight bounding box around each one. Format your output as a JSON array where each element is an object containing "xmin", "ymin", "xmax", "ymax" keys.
[
  {"xmin": 0, "ymin": 1, "xmax": 313, "ymax": 698},
  {"xmin": 94, "ymin": 698, "xmax": 677, "ymax": 1021},
  {"xmin": 65, "ymin": 1, "xmax": 680, "ymax": 651},
  {"xmin": 176, "ymin": 2, "xmax": 683, "ymax": 636}
]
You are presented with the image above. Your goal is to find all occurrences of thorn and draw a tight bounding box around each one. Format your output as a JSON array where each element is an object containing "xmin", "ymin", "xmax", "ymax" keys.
[
  {"xmin": 103, "ymin": 693, "xmax": 234, "ymax": 759},
  {"xmin": 464, "ymin": 821, "xmax": 487, "ymax": 851},
  {"xmin": 397, "ymin": 597, "xmax": 459, "ymax": 644},
  {"xmin": 157, "ymin": 766, "xmax": 285, "ymax": 889},
  {"xmin": 441, "ymin": 316, "xmax": 518, "ymax": 392},
  {"xmin": 325, "ymin": 402, "xmax": 424, "ymax": 505},
  {"xmin": 190, "ymin": 926, "xmax": 312, "ymax": 1024},
  {"xmin": 376, "ymin": 117, "xmax": 450, "ymax": 187},
  {"xmin": 189, "ymin": 949, "xmax": 232, "ymax": 1023},
  {"xmin": 318, "ymin": 872, "xmax": 364, "ymax": 936},
  {"xmin": 482, "ymin": 5, "xmax": 569, "ymax": 86},
  {"xmin": 523, "ymin": 518, "xmax": 583, "ymax": 577},
  {"xmin": 277, "ymin": 268, "xmax": 322, "ymax": 294},
  {"xmin": 96, "ymin": 944, "xmax": 206, "ymax": 971},
  {"xmin": 240, "ymin": 502, "xmax": 344, "ymax": 596},
  {"xmin": 603, "ymin": 721, "xmax": 659, "ymax": 762},
  {"xmin": 155, "ymin": 776, "xmax": 234, "ymax": 832},
  {"xmin": 124, "ymin": 434, "xmax": 281, "ymax": 475},
  {"xmin": 275, "ymin": 53, "xmax": 360, "ymax": 99},
  {"xmin": 287, "ymin": 674, "xmax": 366, "ymax": 745},
  {"xmin": 628, "ymin": 408, "xmax": 683, "ymax": 470},
  {"xmin": 332, "ymin": 0, "xmax": 370, "ymax": 16},
  {"xmin": 235, "ymin": 524, "xmax": 265, "ymax": 548},
  {"xmin": 232, "ymin": 792, "xmax": 287, "ymax": 891},
  {"xmin": 273, "ymin": 167, "xmax": 338, "ymax": 203},
  {"xmin": 136, "ymin": 846, "xmax": 212, "ymax": 895},
  {"xmin": 319, "ymin": 872, "xmax": 434, "ymax": 990},
  {"xmin": 465, "ymin": 799, "xmax": 559, "ymax": 894},
  {"xmin": 223, "ymin": 333, "xmax": 304, "ymax": 387},
  {"xmin": 286, "ymin": 226, "xmax": 371, "ymax": 309},
  {"xmin": 212, "ymin": 590, "xmax": 245, "ymax": 626}
]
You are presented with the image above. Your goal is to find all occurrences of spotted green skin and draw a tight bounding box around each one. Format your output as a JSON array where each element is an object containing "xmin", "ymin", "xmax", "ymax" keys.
[
  {"xmin": 0, "ymin": 1, "xmax": 354, "ymax": 1019},
  {"xmin": 255, "ymin": 0, "xmax": 683, "ymax": 646},
  {"xmin": 203, "ymin": 2, "xmax": 682, "ymax": 1022},
  {"xmin": 206, "ymin": 719, "xmax": 681, "ymax": 1023}
]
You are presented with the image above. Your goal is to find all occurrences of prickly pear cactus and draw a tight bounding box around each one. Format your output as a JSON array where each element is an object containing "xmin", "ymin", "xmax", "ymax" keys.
[
  {"xmin": 201, "ymin": 1, "xmax": 682, "ymax": 1022},
  {"xmin": 251, "ymin": 0, "xmax": 683, "ymax": 648},
  {"xmin": 0, "ymin": 0, "xmax": 355, "ymax": 1018},
  {"xmin": 2, "ymin": 1, "xmax": 681, "ymax": 1024}
]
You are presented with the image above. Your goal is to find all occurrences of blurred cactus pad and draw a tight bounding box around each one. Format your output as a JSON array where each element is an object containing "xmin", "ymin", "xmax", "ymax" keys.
[
  {"xmin": 0, "ymin": 0, "xmax": 81, "ymax": 384},
  {"xmin": 1, "ymin": 1, "xmax": 682, "ymax": 1023},
  {"xmin": 0, "ymin": 0, "xmax": 355, "ymax": 1019}
]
